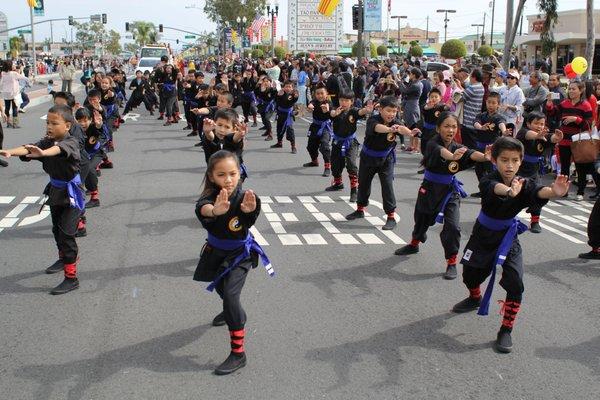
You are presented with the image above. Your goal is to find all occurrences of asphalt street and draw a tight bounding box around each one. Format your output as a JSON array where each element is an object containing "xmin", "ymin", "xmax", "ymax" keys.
[{"xmin": 0, "ymin": 91, "xmax": 599, "ymax": 400}]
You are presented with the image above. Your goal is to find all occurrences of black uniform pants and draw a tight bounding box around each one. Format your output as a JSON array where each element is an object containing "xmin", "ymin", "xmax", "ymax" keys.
[
  {"xmin": 241, "ymin": 100, "xmax": 257, "ymax": 122},
  {"xmin": 589, "ymin": 197, "xmax": 600, "ymax": 248},
  {"xmin": 558, "ymin": 145, "xmax": 600, "ymax": 195},
  {"xmin": 258, "ymin": 109, "xmax": 273, "ymax": 133},
  {"xmin": 85, "ymin": 153, "xmax": 104, "ymax": 192},
  {"xmin": 331, "ymin": 140, "xmax": 359, "ymax": 178},
  {"xmin": 158, "ymin": 91, "xmax": 166, "ymax": 114},
  {"xmin": 357, "ymin": 154, "xmax": 396, "ymax": 214},
  {"xmin": 50, "ymin": 204, "xmax": 80, "ymax": 264},
  {"xmin": 306, "ymin": 131, "xmax": 331, "ymax": 163},
  {"xmin": 215, "ymin": 263, "xmax": 249, "ymax": 331},
  {"xmin": 462, "ymin": 242, "xmax": 524, "ymax": 303},
  {"xmin": 124, "ymin": 93, "xmax": 152, "ymax": 114},
  {"xmin": 460, "ymin": 125, "xmax": 476, "ymax": 149},
  {"xmin": 412, "ymin": 195, "xmax": 461, "ymax": 259},
  {"xmin": 164, "ymin": 93, "xmax": 178, "ymax": 118},
  {"xmin": 0, "ymin": 122, "xmax": 3, "ymax": 149},
  {"xmin": 276, "ymin": 112, "xmax": 295, "ymax": 143}
]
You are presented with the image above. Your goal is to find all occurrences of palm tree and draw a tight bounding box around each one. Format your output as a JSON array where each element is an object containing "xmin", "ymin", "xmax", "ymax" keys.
[
  {"xmin": 502, "ymin": 0, "xmax": 526, "ymax": 70},
  {"xmin": 584, "ymin": 0, "xmax": 595, "ymax": 79},
  {"xmin": 131, "ymin": 21, "xmax": 157, "ymax": 47}
]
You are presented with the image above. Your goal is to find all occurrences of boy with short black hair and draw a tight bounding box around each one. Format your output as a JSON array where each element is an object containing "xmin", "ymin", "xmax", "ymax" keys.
[
  {"xmin": 346, "ymin": 96, "xmax": 415, "ymax": 229},
  {"xmin": 304, "ymin": 83, "xmax": 333, "ymax": 177},
  {"xmin": 271, "ymin": 80, "xmax": 299, "ymax": 153},
  {"xmin": 202, "ymin": 109, "xmax": 248, "ymax": 180},
  {"xmin": 453, "ymin": 136, "xmax": 570, "ymax": 353}
]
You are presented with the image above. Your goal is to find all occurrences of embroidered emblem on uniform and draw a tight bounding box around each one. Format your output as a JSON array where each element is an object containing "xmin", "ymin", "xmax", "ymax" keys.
[
  {"xmin": 537, "ymin": 143, "xmax": 544, "ymax": 152},
  {"xmin": 228, "ymin": 217, "xmax": 242, "ymax": 232},
  {"xmin": 434, "ymin": 111, "xmax": 440, "ymax": 117},
  {"xmin": 463, "ymin": 249, "xmax": 473, "ymax": 261},
  {"xmin": 419, "ymin": 187, "xmax": 427, "ymax": 195},
  {"xmin": 89, "ymin": 136, "xmax": 97, "ymax": 144},
  {"xmin": 348, "ymin": 115, "xmax": 355, "ymax": 123},
  {"xmin": 387, "ymin": 132, "xmax": 396, "ymax": 142},
  {"xmin": 448, "ymin": 161, "xmax": 459, "ymax": 173}
]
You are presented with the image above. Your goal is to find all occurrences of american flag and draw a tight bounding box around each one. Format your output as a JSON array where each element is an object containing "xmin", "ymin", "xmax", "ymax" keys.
[{"xmin": 251, "ymin": 16, "xmax": 267, "ymax": 33}]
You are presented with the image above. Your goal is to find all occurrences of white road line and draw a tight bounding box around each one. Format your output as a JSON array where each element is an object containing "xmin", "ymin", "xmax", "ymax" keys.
[
  {"xmin": 5, "ymin": 204, "xmax": 28, "ymax": 218},
  {"xmin": 315, "ymin": 195, "xmax": 335, "ymax": 203},
  {"xmin": 250, "ymin": 226, "xmax": 269, "ymax": 246},
  {"xmin": 21, "ymin": 196, "xmax": 40, "ymax": 204},
  {"xmin": 297, "ymin": 196, "xmax": 315, "ymax": 203},
  {"xmin": 380, "ymin": 230, "xmax": 407, "ymax": 244},
  {"xmin": 329, "ymin": 212, "xmax": 346, "ymax": 221},
  {"xmin": 572, "ymin": 215, "xmax": 590, "ymax": 223},
  {"xmin": 270, "ymin": 222, "xmax": 286, "ymax": 234},
  {"xmin": 538, "ymin": 222, "xmax": 584, "ymax": 244},
  {"xmin": 0, "ymin": 218, "xmax": 18, "ymax": 228},
  {"xmin": 302, "ymin": 234, "xmax": 327, "ymax": 245},
  {"xmin": 303, "ymin": 203, "xmax": 319, "ymax": 213},
  {"xmin": 365, "ymin": 216, "xmax": 384, "ymax": 226},
  {"xmin": 560, "ymin": 200, "xmax": 591, "ymax": 213},
  {"xmin": 339, "ymin": 196, "xmax": 371, "ymax": 216},
  {"xmin": 260, "ymin": 196, "xmax": 273, "ymax": 203},
  {"xmin": 300, "ymin": 117, "xmax": 313, "ymax": 124},
  {"xmin": 333, "ymin": 233, "xmax": 360, "ymax": 244},
  {"xmin": 357, "ymin": 233, "xmax": 385, "ymax": 244},
  {"xmin": 262, "ymin": 204, "xmax": 273, "ymax": 213},
  {"xmin": 265, "ymin": 213, "xmax": 281, "ymax": 222},
  {"xmin": 274, "ymin": 196, "xmax": 293, "ymax": 203},
  {"xmin": 282, "ymin": 212, "xmax": 298, "ymax": 222},
  {"xmin": 0, "ymin": 196, "xmax": 15, "ymax": 204},
  {"xmin": 542, "ymin": 218, "xmax": 588, "ymax": 237},
  {"xmin": 313, "ymin": 212, "xmax": 330, "ymax": 222},
  {"xmin": 18, "ymin": 206, "xmax": 50, "ymax": 226},
  {"xmin": 543, "ymin": 207, "xmax": 588, "ymax": 227},
  {"xmin": 321, "ymin": 222, "xmax": 340, "ymax": 234},
  {"xmin": 278, "ymin": 234, "xmax": 303, "ymax": 245}
]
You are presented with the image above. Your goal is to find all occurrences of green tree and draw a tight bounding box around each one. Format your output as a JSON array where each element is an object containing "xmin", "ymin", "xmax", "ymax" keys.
[
  {"xmin": 124, "ymin": 43, "xmax": 140, "ymax": 54},
  {"xmin": 204, "ymin": 0, "xmax": 267, "ymax": 26},
  {"xmin": 274, "ymin": 46, "xmax": 287, "ymax": 59},
  {"xmin": 352, "ymin": 42, "xmax": 376, "ymax": 58},
  {"xmin": 440, "ymin": 39, "xmax": 467, "ymax": 59},
  {"xmin": 377, "ymin": 44, "xmax": 388, "ymax": 56},
  {"xmin": 409, "ymin": 44, "xmax": 423, "ymax": 57},
  {"xmin": 537, "ymin": 0, "xmax": 558, "ymax": 57},
  {"xmin": 9, "ymin": 36, "xmax": 23, "ymax": 58},
  {"xmin": 400, "ymin": 40, "xmax": 408, "ymax": 53},
  {"xmin": 130, "ymin": 21, "xmax": 157, "ymax": 47},
  {"xmin": 477, "ymin": 45, "xmax": 493, "ymax": 58},
  {"xmin": 105, "ymin": 30, "xmax": 122, "ymax": 55},
  {"xmin": 251, "ymin": 48, "xmax": 264, "ymax": 59},
  {"xmin": 73, "ymin": 21, "xmax": 108, "ymax": 51}
]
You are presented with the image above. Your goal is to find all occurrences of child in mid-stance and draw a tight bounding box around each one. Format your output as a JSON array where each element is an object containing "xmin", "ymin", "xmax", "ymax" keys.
[
  {"xmin": 304, "ymin": 83, "xmax": 333, "ymax": 177},
  {"xmin": 194, "ymin": 150, "xmax": 273, "ymax": 375},
  {"xmin": 271, "ymin": 80, "xmax": 299, "ymax": 153},
  {"xmin": 0, "ymin": 105, "xmax": 85, "ymax": 294},
  {"xmin": 452, "ymin": 137, "xmax": 569, "ymax": 354}
]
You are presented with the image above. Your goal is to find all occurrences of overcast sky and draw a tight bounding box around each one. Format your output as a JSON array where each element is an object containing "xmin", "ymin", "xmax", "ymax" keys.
[{"xmin": 1, "ymin": 0, "xmax": 586, "ymax": 48}]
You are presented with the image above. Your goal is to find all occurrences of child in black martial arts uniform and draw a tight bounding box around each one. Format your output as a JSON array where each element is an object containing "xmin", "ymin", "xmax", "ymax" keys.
[
  {"xmin": 579, "ymin": 191, "xmax": 600, "ymax": 259},
  {"xmin": 0, "ymin": 105, "xmax": 85, "ymax": 295},
  {"xmin": 271, "ymin": 80, "xmax": 299, "ymax": 153},
  {"xmin": 419, "ymin": 88, "xmax": 447, "ymax": 173},
  {"xmin": 192, "ymin": 92, "xmax": 235, "ymax": 163},
  {"xmin": 86, "ymin": 89, "xmax": 114, "ymax": 170},
  {"xmin": 182, "ymin": 71, "xmax": 200, "ymax": 136},
  {"xmin": 123, "ymin": 70, "xmax": 153, "ymax": 116},
  {"xmin": 346, "ymin": 96, "xmax": 415, "ymax": 228},
  {"xmin": 471, "ymin": 92, "xmax": 508, "ymax": 197},
  {"xmin": 75, "ymin": 107, "xmax": 106, "ymax": 209},
  {"xmin": 516, "ymin": 111, "xmax": 563, "ymax": 233},
  {"xmin": 240, "ymin": 69, "xmax": 258, "ymax": 127},
  {"xmin": 325, "ymin": 90, "xmax": 372, "ymax": 200},
  {"xmin": 255, "ymin": 76, "xmax": 278, "ymax": 141},
  {"xmin": 100, "ymin": 76, "xmax": 119, "ymax": 152},
  {"xmin": 394, "ymin": 112, "xmax": 491, "ymax": 279},
  {"xmin": 452, "ymin": 137, "xmax": 570, "ymax": 353},
  {"xmin": 202, "ymin": 109, "xmax": 248, "ymax": 180},
  {"xmin": 304, "ymin": 83, "xmax": 333, "ymax": 177},
  {"xmin": 194, "ymin": 150, "xmax": 273, "ymax": 375}
]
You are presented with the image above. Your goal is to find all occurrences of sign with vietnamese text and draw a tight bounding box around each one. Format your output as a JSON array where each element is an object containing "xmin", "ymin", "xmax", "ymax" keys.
[
  {"xmin": 363, "ymin": 0, "xmax": 382, "ymax": 32},
  {"xmin": 288, "ymin": 0, "xmax": 343, "ymax": 53}
]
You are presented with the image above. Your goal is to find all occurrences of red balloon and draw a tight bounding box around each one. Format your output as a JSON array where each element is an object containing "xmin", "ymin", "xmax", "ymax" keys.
[
  {"xmin": 566, "ymin": 71, "xmax": 577, "ymax": 79},
  {"xmin": 564, "ymin": 63, "xmax": 574, "ymax": 76}
]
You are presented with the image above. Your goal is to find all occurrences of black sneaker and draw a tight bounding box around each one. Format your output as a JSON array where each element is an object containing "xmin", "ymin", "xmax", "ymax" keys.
[
  {"xmin": 322, "ymin": 168, "xmax": 331, "ymax": 177},
  {"xmin": 579, "ymin": 250, "xmax": 600, "ymax": 260},
  {"xmin": 157, "ymin": 115, "xmax": 164, "ymax": 120},
  {"xmin": 0, "ymin": 159, "xmax": 8, "ymax": 167},
  {"xmin": 85, "ymin": 199, "xmax": 100, "ymax": 209},
  {"xmin": 186, "ymin": 131, "xmax": 198, "ymax": 137},
  {"xmin": 251, "ymin": 121, "xmax": 258, "ymax": 127},
  {"xmin": 349, "ymin": 188, "xmax": 358, "ymax": 203},
  {"xmin": 394, "ymin": 245, "xmax": 419, "ymax": 255},
  {"xmin": 259, "ymin": 126, "xmax": 267, "ymax": 131},
  {"xmin": 291, "ymin": 147, "xmax": 297, "ymax": 154},
  {"xmin": 75, "ymin": 227, "xmax": 87, "ymax": 238},
  {"xmin": 470, "ymin": 192, "xmax": 482, "ymax": 198},
  {"xmin": 183, "ymin": 125, "xmax": 191, "ymax": 130},
  {"xmin": 495, "ymin": 330, "xmax": 513, "ymax": 353},
  {"xmin": 443, "ymin": 265, "xmax": 457, "ymax": 280},
  {"xmin": 382, "ymin": 217, "xmax": 396, "ymax": 230},
  {"xmin": 346, "ymin": 210, "xmax": 365, "ymax": 220},
  {"xmin": 264, "ymin": 135, "xmax": 273, "ymax": 141},
  {"xmin": 194, "ymin": 142, "xmax": 203, "ymax": 147},
  {"xmin": 589, "ymin": 192, "xmax": 599, "ymax": 200},
  {"xmin": 214, "ymin": 352, "xmax": 247, "ymax": 375},
  {"xmin": 163, "ymin": 121, "xmax": 172, "ymax": 126},
  {"xmin": 530, "ymin": 221, "xmax": 542, "ymax": 234},
  {"xmin": 325, "ymin": 183, "xmax": 344, "ymax": 191},
  {"xmin": 270, "ymin": 142, "xmax": 282, "ymax": 148},
  {"xmin": 50, "ymin": 277, "xmax": 79, "ymax": 295},
  {"xmin": 212, "ymin": 312, "xmax": 226, "ymax": 327},
  {"xmin": 45, "ymin": 259, "xmax": 64, "ymax": 274},
  {"xmin": 303, "ymin": 161, "xmax": 319, "ymax": 167},
  {"xmin": 452, "ymin": 296, "xmax": 481, "ymax": 313}
]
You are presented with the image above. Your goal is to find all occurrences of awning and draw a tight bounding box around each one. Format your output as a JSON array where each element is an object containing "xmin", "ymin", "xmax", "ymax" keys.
[{"xmin": 515, "ymin": 32, "xmax": 598, "ymax": 46}]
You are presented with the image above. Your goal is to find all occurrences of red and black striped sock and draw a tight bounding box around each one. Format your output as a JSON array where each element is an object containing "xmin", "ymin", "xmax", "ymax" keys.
[
  {"xmin": 499, "ymin": 300, "xmax": 521, "ymax": 333},
  {"xmin": 531, "ymin": 215, "xmax": 540, "ymax": 223},
  {"xmin": 409, "ymin": 238, "xmax": 419, "ymax": 247},
  {"xmin": 469, "ymin": 286, "xmax": 481, "ymax": 300},
  {"xmin": 349, "ymin": 174, "xmax": 358, "ymax": 189},
  {"xmin": 447, "ymin": 254, "xmax": 457, "ymax": 266},
  {"xmin": 333, "ymin": 176, "xmax": 342, "ymax": 186},
  {"xmin": 230, "ymin": 329, "xmax": 245, "ymax": 355},
  {"xmin": 324, "ymin": 162, "xmax": 331, "ymax": 169}
]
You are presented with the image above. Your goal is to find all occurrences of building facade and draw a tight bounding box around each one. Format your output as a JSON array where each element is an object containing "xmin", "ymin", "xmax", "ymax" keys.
[
  {"xmin": 0, "ymin": 12, "xmax": 8, "ymax": 60},
  {"xmin": 343, "ymin": 25, "xmax": 439, "ymax": 47}
]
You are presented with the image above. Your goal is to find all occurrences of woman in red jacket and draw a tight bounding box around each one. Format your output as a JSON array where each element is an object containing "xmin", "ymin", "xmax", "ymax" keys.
[{"xmin": 546, "ymin": 80, "xmax": 596, "ymax": 200}]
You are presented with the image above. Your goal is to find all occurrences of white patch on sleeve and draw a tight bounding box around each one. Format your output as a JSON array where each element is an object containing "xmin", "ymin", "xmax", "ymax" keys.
[{"xmin": 463, "ymin": 249, "xmax": 473, "ymax": 261}]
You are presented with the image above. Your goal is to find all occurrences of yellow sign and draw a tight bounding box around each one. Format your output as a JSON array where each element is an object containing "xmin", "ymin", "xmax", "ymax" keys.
[
  {"xmin": 26, "ymin": 0, "xmax": 37, "ymax": 7},
  {"xmin": 317, "ymin": 0, "xmax": 341, "ymax": 17}
]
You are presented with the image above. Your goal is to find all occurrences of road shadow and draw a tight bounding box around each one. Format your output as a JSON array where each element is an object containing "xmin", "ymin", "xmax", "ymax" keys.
[
  {"xmin": 535, "ymin": 335, "xmax": 600, "ymax": 376},
  {"xmin": 141, "ymin": 145, "xmax": 202, "ymax": 155},
  {"xmin": 128, "ymin": 166, "xmax": 205, "ymax": 177},
  {"xmin": 104, "ymin": 194, "xmax": 199, "ymax": 212},
  {"xmin": 526, "ymin": 257, "xmax": 600, "ymax": 291},
  {"xmin": 126, "ymin": 217, "xmax": 199, "ymax": 236},
  {"xmin": 306, "ymin": 312, "xmax": 489, "ymax": 390},
  {"xmin": 293, "ymin": 255, "xmax": 440, "ymax": 298},
  {"xmin": 15, "ymin": 324, "xmax": 214, "ymax": 400}
]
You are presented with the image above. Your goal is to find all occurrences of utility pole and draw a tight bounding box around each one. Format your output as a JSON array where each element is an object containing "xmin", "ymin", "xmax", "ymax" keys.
[
  {"xmin": 50, "ymin": 21, "xmax": 53, "ymax": 44},
  {"xmin": 30, "ymin": 6, "xmax": 36, "ymax": 78},
  {"xmin": 490, "ymin": 0, "xmax": 496, "ymax": 48},
  {"xmin": 357, "ymin": 0, "xmax": 364, "ymax": 59},
  {"xmin": 472, "ymin": 23, "xmax": 484, "ymax": 50},
  {"xmin": 481, "ymin": 13, "xmax": 486, "ymax": 45},
  {"xmin": 426, "ymin": 16, "xmax": 429, "ymax": 43},
  {"xmin": 437, "ymin": 9, "xmax": 456, "ymax": 43}
]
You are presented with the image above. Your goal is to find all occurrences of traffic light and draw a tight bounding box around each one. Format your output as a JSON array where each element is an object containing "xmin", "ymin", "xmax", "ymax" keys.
[
  {"xmin": 159, "ymin": 24, "xmax": 164, "ymax": 33},
  {"xmin": 102, "ymin": 13, "xmax": 107, "ymax": 24},
  {"xmin": 352, "ymin": 5, "xmax": 363, "ymax": 31},
  {"xmin": 176, "ymin": 39, "xmax": 179, "ymax": 44},
  {"xmin": 68, "ymin": 16, "xmax": 74, "ymax": 25},
  {"xmin": 125, "ymin": 22, "xmax": 130, "ymax": 31}
]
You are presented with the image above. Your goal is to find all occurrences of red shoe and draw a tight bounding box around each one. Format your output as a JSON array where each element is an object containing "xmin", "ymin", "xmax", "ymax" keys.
[{"xmin": 99, "ymin": 160, "xmax": 114, "ymax": 169}]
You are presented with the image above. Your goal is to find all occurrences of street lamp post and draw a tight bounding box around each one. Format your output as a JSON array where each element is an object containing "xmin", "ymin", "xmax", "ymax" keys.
[
  {"xmin": 236, "ymin": 16, "xmax": 247, "ymax": 59},
  {"xmin": 266, "ymin": 2, "xmax": 279, "ymax": 57},
  {"xmin": 391, "ymin": 15, "xmax": 407, "ymax": 56},
  {"xmin": 436, "ymin": 9, "xmax": 456, "ymax": 43},
  {"xmin": 471, "ymin": 23, "xmax": 484, "ymax": 50}
]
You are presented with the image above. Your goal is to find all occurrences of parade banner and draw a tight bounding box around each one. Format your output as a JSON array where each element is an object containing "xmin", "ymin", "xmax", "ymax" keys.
[
  {"xmin": 317, "ymin": 0, "xmax": 341, "ymax": 17},
  {"xmin": 363, "ymin": 0, "xmax": 382, "ymax": 32}
]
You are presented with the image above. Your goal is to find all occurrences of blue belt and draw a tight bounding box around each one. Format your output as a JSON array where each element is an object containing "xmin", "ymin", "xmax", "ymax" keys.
[
  {"xmin": 423, "ymin": 121, "xmax": 436, "ymax": 130},
  {"xmin": 424, "ymin": 170, "xmax": 468, "ymax": 224},
  {"xmin": 475, "ymin": 140, "xmax": 494, "ymax": 151},
  {"xmin": 523, "ymin": 153, "xmax": 546, "ymax": 175},
  {"xmin": 361, "ymin": 143, "xmax": 396, "ymax": 164},
  {"xmin": 332, "ymin": 132, "xmax": 357, "ymax": 157},
  {"xmin": 258, "ymin": 98, "xmax": 275, "ymax": 114},
  {"xmin": 163, "ymin": 83, "xmax": 176, "ymax": 92},
  {"xmin": 240, "ymin": 163, "xmax": 249, "ymax": 180},
  {"xmin": 105, "ymin": 104, "xmax": 118, "ymax": 118},
  {"xmin": 87, "ymin": 141, "xmax": 101, "ymax": 159},
  {"xmin": 475, "ymin": 212, "xmax": 528, "ymax": 316},
  {"xmin": 49, "ymin": 173, "xmax": 85, "ymax": 211},
  {"xmin": 243, "ymin": 91, "xmax": 257, "ymax": 103},
  {"xmin": 277, "ymin": 106, "xmax": 294, "ymax": 135},
  {"xmin": 311, "ymin": 118, "xmax": 332, "ymax": 137},
  {"xmin": 206, "ymin": 233, "xmax": 273, "ymax": 292}
]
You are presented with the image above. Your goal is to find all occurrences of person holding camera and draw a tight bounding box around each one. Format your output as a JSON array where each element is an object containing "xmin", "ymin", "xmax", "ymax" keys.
[
  {"xmin": 523, "ymin": 71, "xmax": 549, "ymax": 117},
  {"xmin": 58, "ymin": 57, "xmax": 76, "ymax": 94}
]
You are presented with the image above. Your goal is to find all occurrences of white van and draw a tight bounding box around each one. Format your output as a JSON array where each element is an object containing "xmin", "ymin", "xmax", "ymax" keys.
[{"xmin": 136, "ymin": 58, "xmax": 161, "ymax": 74}]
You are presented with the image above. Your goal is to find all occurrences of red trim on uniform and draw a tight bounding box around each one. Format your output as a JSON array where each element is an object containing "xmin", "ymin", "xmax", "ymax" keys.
[
  {"xmin": 409, "ymin": 239, "xmax": 419, "ymax": 247},
  {"xmin": 64, "ymin": 262, "xmax": 77, "ymax": 279},
  {"xmin": 90, "ymin": 190, "xmax": 99, "ymax": 200},
  {"xmin": 349, "ymin": 174, "xmax": 358, "ymax": 189},
  {"xmin": 324, "ymin": 162, "xmax": 331, "ymax": 169},
  {"xmin": 230, "ymin": 329, "xmax": 245, "ymax": 354},
  {"xmin": 77, "ymin": 218, "xmax": 86, "ymax": 230},
  {"xmin": 469, "ymin": 286, "xmax": 481, "ymax": 299},
  {"xmin": 498, "ymin": 300, "xmax": 521, "ymax": 329},
  {"xmin": 357, "ymin": 205, "xmax": 366, "ymax": 212},
  {"xmin": 447, "ymin": 254, "xmax": 457, "ymax": 266},
  {"xmin": 530, "ymin": 215, "xmax": 540, "ymax": 223},
  {"xmin": 387, "ymin": 211, "xmax": 395, "ymax": 219},
  {"xmin": 333, "ymin": 176, "xmax": 342, "ymax": 185}
]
